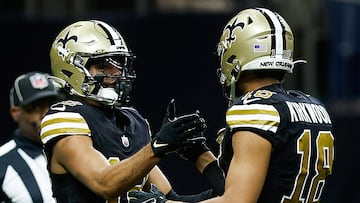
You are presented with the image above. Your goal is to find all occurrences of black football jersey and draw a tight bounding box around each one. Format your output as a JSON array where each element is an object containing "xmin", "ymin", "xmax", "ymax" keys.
[
  {"xmin": 219, "ymin": 83, "xmax": 334, "ymax": 203},
  {"xmin": 40, "ymin": 100, "xmax": 151, "ymax": 203}
]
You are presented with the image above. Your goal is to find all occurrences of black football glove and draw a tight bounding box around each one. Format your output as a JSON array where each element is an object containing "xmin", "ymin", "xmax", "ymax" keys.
[
  {"xmin": 151, "ymin": 99, "xmax": 207, "ymax": 157},
  {"xmin": 172, "ymin": 98, "xmax": 210, "ymax": 162},
  {"xmin": 128, "ymin": 184, "xmax": 167, "ymax": 203},
  {"xmin": 163, "ymin": 98, "xmax": 176, "ymax": 122},
  {"xmin": 176, "ymin": 137, "xmax": 210, "ymax": 162}
]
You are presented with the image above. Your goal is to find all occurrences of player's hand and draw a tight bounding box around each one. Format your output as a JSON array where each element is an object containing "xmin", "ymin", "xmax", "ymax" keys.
[
  {"xmin": 176, "ymin": 137, "xmax": 210, "ymax": 162},
  {"xmin": 163, "ymin": 98, "xmax": 176, "ymax": 123},
  {"xmin": 128, "ymin": 184, "xmax": 167, "ymax": 203},
  {"xmin": 167, "ymin": 99, "xmax": 210, "ymax": 162},
  {"xmin": 152, "ymin": 99, "xmax": 207, "ymax": 157}
]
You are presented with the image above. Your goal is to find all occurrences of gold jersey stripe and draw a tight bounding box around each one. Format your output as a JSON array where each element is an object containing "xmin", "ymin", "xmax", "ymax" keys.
[
  {"xmin": 227, "ymin": 104, "xmax": 279, "ymax": 117},
  {"xmin": 40, "ymin": 112, "xmax": 91, "ymax": 143},
  {"xmin": 227, "ymin": 119, "xmax": 279, "ymax": 127},
  {"xmin": 227, "ymin": 117, "xmax": 279, "ymax": 133},
  {"xmin": 41, "ymin": 117, "xmax": 87, "ymax": 129},
  {"xmin": 41, "ymin": 128, "xmax": 90, "ymax": 140},
  {"xmin": 227, "ymin": 108, "xmax": 279, "ymax": 117},
  {"xmin": 226, "ymin": 104, "xmax": 280, "ymax": 133},
  {"xmin": 228, "ymin": 103, "xmax": 278, "ymax": 113}
]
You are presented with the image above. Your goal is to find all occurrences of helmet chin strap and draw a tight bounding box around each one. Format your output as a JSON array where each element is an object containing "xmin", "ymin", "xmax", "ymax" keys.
[
  {"xmin": 92, "ymin": 74, "xmax": 134, "ymax": 106},
  {"xmin": 229, "ymin": 75, "xmax": 237, "ymax": 106},
  {"xmin": 92, "ymin": 74, "xmax": 119, "ymax": 106},
  {"xmin": 118, "ymin": 79, "xmax": 133, "ymax": 105},
  {"xmin": 96, "ymin": 87, "xmax": 119, "ymax": 105},
  {"xmin": 228, "ymin": 62, "xmax": 241, "ymax": 106}
]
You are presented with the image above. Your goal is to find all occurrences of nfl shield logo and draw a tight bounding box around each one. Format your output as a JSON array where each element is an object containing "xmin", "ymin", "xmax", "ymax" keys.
[
  {"xmin": 121, "ymin": 135, "xmax": 130, "ymax": 147},
  {"xmin": 29, "ymin": 73, "xmax": 49, "ymax": 89}
]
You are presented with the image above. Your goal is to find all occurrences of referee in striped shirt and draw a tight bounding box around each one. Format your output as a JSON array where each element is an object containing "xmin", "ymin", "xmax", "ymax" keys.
[{"xmin": 1, "ymin": 71, "xmax": 60, "ymax": 203}]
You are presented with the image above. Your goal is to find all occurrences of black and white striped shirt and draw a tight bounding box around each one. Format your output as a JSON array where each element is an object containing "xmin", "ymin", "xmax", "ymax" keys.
[{"xmin": 0, "ymin": 129, "xmax": 55, "ymax": 203}]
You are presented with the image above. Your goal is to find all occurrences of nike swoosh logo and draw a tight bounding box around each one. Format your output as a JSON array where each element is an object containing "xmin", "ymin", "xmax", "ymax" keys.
[
  {"xmin": 152, "ymin": 140, "xmax": 169, "ymax": 148},
  {"xmin": 51, "ymin": 105, "xmax": 66, "ymax": 111},
  {"xmin": 242, "ymin": 98, "xmax": 261, "ymax": 104},
  {"xmin": 144, "ymin": 198, "xmax": 157, "ymax": 203}
]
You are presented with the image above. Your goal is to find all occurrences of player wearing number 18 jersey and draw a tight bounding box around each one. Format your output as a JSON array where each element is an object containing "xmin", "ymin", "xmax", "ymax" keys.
[
  {"xmin": 219, "ymin": 83, "xmax": 334, "ymax": 202},
  {"xmin": 210, "ymin": 7, "xmax": 335, "ymax": 203}
]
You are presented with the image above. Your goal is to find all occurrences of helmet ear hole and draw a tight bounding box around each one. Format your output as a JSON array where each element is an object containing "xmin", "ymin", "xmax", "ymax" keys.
[
  {"xmin": 247, "ymin": 16, "xmax": 253, "ymax": 25},
  {"xmin": 227, "ymin": 55, "xmax": 236, "ymax": 63},
  {"xmin": 62, "ymin": 70, "xmax": 73, "ymax": 78}
]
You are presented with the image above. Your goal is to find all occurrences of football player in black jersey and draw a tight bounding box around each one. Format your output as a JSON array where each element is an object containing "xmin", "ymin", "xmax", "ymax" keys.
[
  {"xmin": 128, "ymin": 7, "xmax": 335, "ymax": 203},
  {"xmin": 40, "ymin": 20, "xmax": 223, "ymax": 203}
]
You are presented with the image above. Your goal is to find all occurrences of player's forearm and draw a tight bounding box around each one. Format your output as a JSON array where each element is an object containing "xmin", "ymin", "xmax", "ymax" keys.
[
  {"xmin": 195, "ymin": 151, "xmax": 217, "ymax": 173},
  {"xmin": 100, "ymin": 144, "xmax": 160, "ymax": 199},
  {"xmin": 196, "ymin": 153, "xmax": 225, "ymax": 196}
]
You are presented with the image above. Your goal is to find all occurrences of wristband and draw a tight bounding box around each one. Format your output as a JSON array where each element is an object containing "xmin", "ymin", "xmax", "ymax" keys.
[{"xmin": 202, "ymin": 160, "xmax": 225, "ymax": 196}]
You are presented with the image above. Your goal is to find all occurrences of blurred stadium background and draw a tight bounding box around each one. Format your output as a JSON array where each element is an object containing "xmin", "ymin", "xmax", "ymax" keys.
[{"xmin": 1, "ymin": 0, "xmax": 359, "ymax": 202}]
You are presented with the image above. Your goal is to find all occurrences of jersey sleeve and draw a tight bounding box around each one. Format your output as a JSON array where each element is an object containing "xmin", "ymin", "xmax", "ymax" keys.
[
  {"xmin": 40, "ymin": 111, "xmax": 91, "ymax": 144},
  {"xmin": 226, "ymin": 103, "xmax": 280, "ymax": 136}
]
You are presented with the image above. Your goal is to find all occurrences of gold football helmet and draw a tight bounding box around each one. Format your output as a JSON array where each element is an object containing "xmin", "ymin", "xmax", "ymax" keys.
[
  {"xmin": 49, "ymin": 20, "xmax": 135, "ymax": 106},
  {"xmin": 215, "ymin": 8, "xmax": 305, "ymax": 102}
]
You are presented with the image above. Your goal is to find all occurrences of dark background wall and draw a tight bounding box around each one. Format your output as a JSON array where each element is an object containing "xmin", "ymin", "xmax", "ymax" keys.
[{"xmin": 1, "ymin": 0, "xmax": 360, "ymax": 202}]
